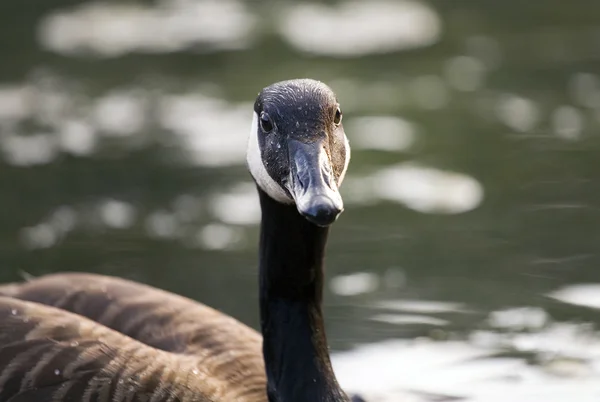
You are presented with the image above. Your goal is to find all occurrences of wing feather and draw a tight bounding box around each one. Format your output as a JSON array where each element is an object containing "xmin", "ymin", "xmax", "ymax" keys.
[
  {"xmin": 0, "ymin": 296, "xmax": 221, "ymax": 402},
  {"xmin": 0, "ymin": 273, "xmax": 267, "ymax": 402}
]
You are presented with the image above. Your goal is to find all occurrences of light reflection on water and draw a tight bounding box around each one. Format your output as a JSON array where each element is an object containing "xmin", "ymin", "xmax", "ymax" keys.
[
  {"xmin": 347, "ymin": 116, "xmax": 417, "ymax": 152},
  {"xmin": 38, "ymin": 0, "xmax": 257, "ymax": 56},
  {"xmin": 333, "ymin": 312, "xmax": 600, "ymax": 401},
  {"xmin": 345, "ymin": 164, "xmax": 483, "ymax": 214},
  {"xmin": 158, "ymin": 94, "xmax": 253, "ymax": 166},
  {"xmin": 38, "ymin": 0, "xmax": 441, "ymax": 58},
  {"xmin": 279, "ymin": 1, "xmax": 441, "ymax": 56},
  {"xmin": 2, "ymin": 0, "xmax": 600, "ymax": 401},
  {"xmin": 549, "ymin": 284, "xmax": 600, "ymax": 310}
]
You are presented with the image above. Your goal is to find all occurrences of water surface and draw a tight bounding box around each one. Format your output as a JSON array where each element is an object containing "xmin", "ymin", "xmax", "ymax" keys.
[{"xmin": 1, "ymin": 1, "xmax": 600, "ymax": 400}]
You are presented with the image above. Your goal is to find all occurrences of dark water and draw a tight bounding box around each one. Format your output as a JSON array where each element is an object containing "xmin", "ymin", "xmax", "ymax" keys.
[{"xmin": 1, "ymin": 1, "xmax": 600, "ymax": 400}]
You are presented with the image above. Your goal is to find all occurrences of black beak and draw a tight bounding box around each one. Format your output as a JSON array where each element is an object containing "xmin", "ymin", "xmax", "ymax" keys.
[{"xmin": 286, "ymin": 139, "xmax": 344, "ymax": 227}]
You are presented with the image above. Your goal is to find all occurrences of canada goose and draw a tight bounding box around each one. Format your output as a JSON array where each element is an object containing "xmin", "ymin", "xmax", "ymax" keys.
[{"xmin": 0, "ymin": 79, "xmax": 360, "ymax": 402}]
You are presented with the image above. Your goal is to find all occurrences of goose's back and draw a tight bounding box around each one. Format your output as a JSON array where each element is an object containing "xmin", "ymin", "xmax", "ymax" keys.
[
  {"xmin": 0, "ymin": 273, "xmax": 267, "ymax": 402},
  {"xmin": 0, "ymin": 296, "xmax": 225, "ymax": 401}
]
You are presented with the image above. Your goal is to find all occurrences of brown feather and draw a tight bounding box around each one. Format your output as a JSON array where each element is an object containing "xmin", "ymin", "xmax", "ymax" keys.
[
  {"xmin": 0, "ymin": 296, "xmax": 229, "ymax": 401},
  {"xmin": 0, "ymin": 274, "xmax": 268, "ymax": 402}
]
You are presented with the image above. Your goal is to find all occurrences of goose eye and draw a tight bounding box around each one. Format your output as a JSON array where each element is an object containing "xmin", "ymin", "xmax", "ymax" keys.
[
  {"xmin": 333, "ymin": 107, "xmax": 342, "ymax": 125},
  {"xmin": 260, "ymin": 112, "xmax": 273, "ymax": 133}
]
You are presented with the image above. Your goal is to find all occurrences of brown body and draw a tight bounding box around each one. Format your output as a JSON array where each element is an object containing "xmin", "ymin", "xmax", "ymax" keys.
[{"xmin": 0, "ymin": 273, "xmax": 267, "ymax": 402}]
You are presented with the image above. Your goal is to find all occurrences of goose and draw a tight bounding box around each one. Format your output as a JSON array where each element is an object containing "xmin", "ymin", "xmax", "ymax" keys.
[{"xmin": 0, "ymin": 79, "xmax": 362, "ymax": 402}]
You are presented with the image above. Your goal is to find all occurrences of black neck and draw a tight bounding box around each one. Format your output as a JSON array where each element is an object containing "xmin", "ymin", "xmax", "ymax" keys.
[{"xmin": 257, "ymin": 188, "xmax": 348, "ymax": 402}]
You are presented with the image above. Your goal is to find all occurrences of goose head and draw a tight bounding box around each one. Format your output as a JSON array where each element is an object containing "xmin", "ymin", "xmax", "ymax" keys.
[{"xmin": 247, "ymin": 79, "xmax": 350, "ymax": 226}]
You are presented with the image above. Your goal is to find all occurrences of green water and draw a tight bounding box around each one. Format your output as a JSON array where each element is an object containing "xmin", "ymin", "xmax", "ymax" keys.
[{"xmin": 1, "ymin": 1, "xmax": 600, "ymax": 400}]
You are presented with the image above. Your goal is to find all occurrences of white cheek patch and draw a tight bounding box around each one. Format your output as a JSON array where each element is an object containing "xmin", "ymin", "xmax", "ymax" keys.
[
  {"xmin": 247, "ymin": 112, "xmax": 294, "ymax": 204},
  {"xmin": 337, "ymin": 134, "xmax": 351, "ymax": 186}
]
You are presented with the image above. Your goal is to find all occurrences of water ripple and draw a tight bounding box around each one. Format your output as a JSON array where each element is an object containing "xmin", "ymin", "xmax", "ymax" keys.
[
  {"xmin": 38, "ymin": 0, "xmax": 256, "ymax": 57},
  {"xmin": 159, "ymin": 93, "xmax": 251, "ymax": 167},
  {"xmin": 345, "ymin": 164, "xmax": 484, "ymax": 214},
  {"xmin": 347, "ymin": 116, "xmax": 417, "ymax": 152},
  {"xmin": 279, "ymin": 1, "xmax": 441, "ymax": 57}
]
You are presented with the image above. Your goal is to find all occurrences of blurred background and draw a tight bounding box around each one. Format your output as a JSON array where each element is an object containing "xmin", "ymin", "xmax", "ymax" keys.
[{"xmin": 1, "ymin": 0, "xmax": 600, "ymax": 400}]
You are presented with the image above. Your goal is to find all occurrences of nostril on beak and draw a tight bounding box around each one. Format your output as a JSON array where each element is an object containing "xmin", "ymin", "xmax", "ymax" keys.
[{"xmin": 301, "ymin": 195, "xmax": 343, "ymax": 227}]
